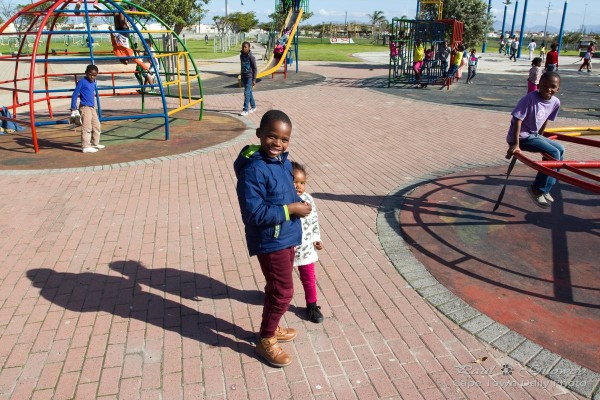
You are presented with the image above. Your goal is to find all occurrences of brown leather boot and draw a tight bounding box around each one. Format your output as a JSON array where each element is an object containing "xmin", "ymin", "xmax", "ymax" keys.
[
  {"xmin": 256, "ymin": 337, "xmax": 292, "ymax": 367},
  {"xmin": 274, "ymin": 326, "xmax": 297, "ymax": 342}
]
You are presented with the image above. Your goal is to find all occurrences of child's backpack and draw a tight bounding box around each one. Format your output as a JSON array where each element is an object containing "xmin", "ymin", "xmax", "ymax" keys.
[{"xmin": 274, "ymin": 44, "xmax": 284, "ymax": 55}]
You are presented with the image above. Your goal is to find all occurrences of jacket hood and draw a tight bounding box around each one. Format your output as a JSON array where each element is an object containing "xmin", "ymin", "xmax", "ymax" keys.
[{"xmin": 234, "ymin": 144, "xmax": 289, "ymax": 178}]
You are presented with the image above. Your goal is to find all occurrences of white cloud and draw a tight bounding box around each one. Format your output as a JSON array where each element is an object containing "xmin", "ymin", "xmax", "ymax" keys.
[{"xmin": 318, "ymin": 8, "xmax": 346, "ymax": 18}]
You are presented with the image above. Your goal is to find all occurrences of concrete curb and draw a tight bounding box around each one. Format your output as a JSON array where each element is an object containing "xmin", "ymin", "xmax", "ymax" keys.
[{"xmin": 376, "ymin": 162, "xmax": 600, "ymax": 399}]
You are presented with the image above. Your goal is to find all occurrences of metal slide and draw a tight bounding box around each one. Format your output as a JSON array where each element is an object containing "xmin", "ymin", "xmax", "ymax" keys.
[{"xmin": 256, "ymin": 8, "xmax": 303, "ymax": 79}]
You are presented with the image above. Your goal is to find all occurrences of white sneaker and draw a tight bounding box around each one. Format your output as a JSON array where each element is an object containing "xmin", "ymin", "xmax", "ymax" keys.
[
  {"xmin": 240, "ymin": 110, "xmax": 249, "ymax": 116},
  {"xmin": 543, "ymin": 192, "xmax": 554, "ymax": 203},
  {"xmin": 82, "ymin": 147, "xmax": 98, "ymax": 153},
  {"xmin": 527, "ymin": 185, "xmax": 550, "ymax": 209},
  {"xmin": 92, "ymin": 144, "xmax": 106, "ymax": 149},
  {"xmin": 250, "ymin": 107, "xmax": 257, "ymax": 114}
]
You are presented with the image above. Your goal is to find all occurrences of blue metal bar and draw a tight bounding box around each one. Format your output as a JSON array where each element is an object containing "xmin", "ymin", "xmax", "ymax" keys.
[
  {"xmin": 557, "ymin": 0, "xmax": 567, "ymax": 55},
  {"xmin": 35, "ymin": 120, "xmax": 70, "ymax": 126},
  {"xmin": 501, "ymin": 3, "xmax": 508, "ymax": 43},
  {"xmin": 482, "ymin": 0, "xmax": 493, "ymax": 53},
  {"xmin": 294, "ymin": 24, "xmax": 299, "ymax": 73},
  {"xmin": 510, "ymin": 0, "xmax": 518, "ymax": 38},
  {"xmin": 517, "ymin": 0, "xmax": 529, "ymax": 59},
  {"xmin": 33, "ymin": 83, "xmax": 152, "ymax": 94},
  {"xmin": 102, "ymin": 113, "xmax": 164, "ymax": 122}
]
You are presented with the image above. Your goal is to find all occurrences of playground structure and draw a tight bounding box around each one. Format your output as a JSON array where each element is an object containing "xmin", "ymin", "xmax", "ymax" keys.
[
  {"xmin": 388, "ymin": 0, "xmax": 464, "ymax": 88},
  {"xmin": 0, "ymin": 0, "xmax": 204, "ymax": 153},
  {"xmin": 494, "ymin": 126, "xmax": 600, "ymax": 212},
  {"xmin": 256, "ymin": 0, "xmax": 308, "ymax": 80},
  {"xmin": 514, "ymin": 127, "xmax": 600, "ymax": 194}
]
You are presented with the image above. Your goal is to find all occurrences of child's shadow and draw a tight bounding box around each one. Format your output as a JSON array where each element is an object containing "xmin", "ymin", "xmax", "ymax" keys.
[
  {"xmin": 109, "ymin": 260, "xmax": 304, "ymax": 316},
  {"xmin": 109, "ymin": 260, "xmax": 264, "ymax": 306},
  {"xmin": 26, "ymin": 261, "xmax": 258, "ymax": 357}
]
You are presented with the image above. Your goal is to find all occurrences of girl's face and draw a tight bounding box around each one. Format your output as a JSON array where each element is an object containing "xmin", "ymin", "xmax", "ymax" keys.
[{"xmin": 293, "ymin": 169, "xmax": 306, "ymax": 196}]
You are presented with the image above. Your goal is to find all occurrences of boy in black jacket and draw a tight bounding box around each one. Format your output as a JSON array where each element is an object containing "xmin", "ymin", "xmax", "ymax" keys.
[{"xmin": 240, "ymin": 41, "xmax": 257, "ymax": 116}]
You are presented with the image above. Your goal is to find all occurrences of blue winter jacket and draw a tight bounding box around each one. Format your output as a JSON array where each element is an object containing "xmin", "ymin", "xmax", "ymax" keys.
[{"xmin": 234, "ymin": 144, "xmax": 302, "ymax": 256}]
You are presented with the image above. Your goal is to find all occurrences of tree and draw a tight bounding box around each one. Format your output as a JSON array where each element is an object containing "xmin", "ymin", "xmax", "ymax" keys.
[
  {"xmin": 226, "ymin": 11, "xmax": 258, "ymax": 33},
  {"xmin": 561, "ymin": 31, "xmax": 582, "ymax": 50},
  {"xmin": 367, "ymin": 10, "xmax": 386, "ymax": 38},
  {"xmin": 367, "ymin": 10, "xmax": 386, "ymax": 44},
  {"xmin": 438, "ymin": 0, "xmax": 491, "ymax": 47},
  {"xmin": 212, "ymin": 16, "xmax": 231, "ymax": 36},
  {"xmin": 136, "ymin": 0, "xmax": 210, "ymax": 35}
]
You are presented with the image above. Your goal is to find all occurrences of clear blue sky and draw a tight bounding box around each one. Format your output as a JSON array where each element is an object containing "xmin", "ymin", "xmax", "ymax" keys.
[{"xmin": 205, "ymin": 0, "xmax": 599, "ymax": 32}]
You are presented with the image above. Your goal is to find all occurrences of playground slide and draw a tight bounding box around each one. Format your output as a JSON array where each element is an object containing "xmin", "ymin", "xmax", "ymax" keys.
[{"xmin": 256, "ymin": 8, "xmax": 303, "ymax": 79}]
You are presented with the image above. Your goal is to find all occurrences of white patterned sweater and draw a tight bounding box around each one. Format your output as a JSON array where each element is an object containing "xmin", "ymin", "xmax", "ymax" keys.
[{"xmin": 293, "ymin": 192, "xmax": 321, "ymax": 267}]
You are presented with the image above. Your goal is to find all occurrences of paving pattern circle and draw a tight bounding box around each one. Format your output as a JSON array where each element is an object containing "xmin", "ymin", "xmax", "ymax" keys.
[
  {"xmin": 397, "ymin": 164, "xmax": 600, "ymax": 373},
  {"xmin": 0, "ymin": 110, "xmax": 248, "ymax": 170}
]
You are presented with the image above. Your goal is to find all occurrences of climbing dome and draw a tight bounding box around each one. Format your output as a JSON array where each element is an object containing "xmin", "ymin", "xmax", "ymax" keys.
[{"xmin": 0, "ymin": 0, "xmax": 204, "ymax": 153}]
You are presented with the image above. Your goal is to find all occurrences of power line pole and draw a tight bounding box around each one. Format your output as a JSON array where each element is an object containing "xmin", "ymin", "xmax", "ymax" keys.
[{"xmin": 543, "ymin": 1, "xmax": 551, "ymax": 44}]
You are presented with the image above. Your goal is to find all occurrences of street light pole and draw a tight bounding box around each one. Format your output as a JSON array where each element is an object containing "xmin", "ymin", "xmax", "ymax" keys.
[
  {"xmin": 482, "ymin": 0, "xmax": 492, "ymax": 53},
  {"xmin": 580, "ymin": 3, "xmax": 588, "ymax": 33}
]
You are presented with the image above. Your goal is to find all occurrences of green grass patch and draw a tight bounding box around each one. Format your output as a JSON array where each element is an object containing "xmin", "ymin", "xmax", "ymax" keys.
[{"xmin": 296, "ymin": 38, "xmax": 388, "ymax": 62}]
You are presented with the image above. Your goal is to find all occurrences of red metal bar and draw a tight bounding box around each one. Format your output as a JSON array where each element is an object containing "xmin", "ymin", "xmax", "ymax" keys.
[
  {"xmin": 544, "ymin": 131, "xmax": 600, "ymax": 148},
  {"xmin": 28, "ymin": 0, "xmax": 63, "ymax": 153},
  {"xmin": 537, "ymin": 161, "xmax": 600, "ymax": 168},
  {"xmin": 515, "ymin": 153, "xmax": 600, "ymax": 194},
  {"xmin": 562, "ymin": 164, "xmax": 600, "ymax": 183}
]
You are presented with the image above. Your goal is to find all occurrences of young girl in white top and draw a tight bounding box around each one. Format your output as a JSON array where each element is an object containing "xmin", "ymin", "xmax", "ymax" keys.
[
  {"xmin": 291, "ymin": 161, "xmax": 324, "ymax": 323},
  {"xmin": 527, "ymin": 57, "xmax": 543, "ymax": 93}
]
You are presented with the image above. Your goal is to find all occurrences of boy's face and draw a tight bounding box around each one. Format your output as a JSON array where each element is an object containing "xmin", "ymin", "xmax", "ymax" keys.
[
  {"xmin": 293, "ymin": 169, "xmax": 306, "ymax": 196},
  {"xmin": 256, "ymin": 120, "xmax": 291, "ymax": 158},
  {"xmin": 86, "ymin": 70, "xmax": 98, "ymax": 82},
  {"xmin": 538, "ymin": 76, "xmax": 560, "ymax": 100},
  {"xmin": 242, "ymin": 43, "xmax": 250, "ymax": 54}
]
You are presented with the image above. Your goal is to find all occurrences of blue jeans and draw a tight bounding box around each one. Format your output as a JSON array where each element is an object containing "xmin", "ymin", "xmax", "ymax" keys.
[
  {"xmin": 242, "ymin": 77, "xmax": 255, "ymax": 111},
  {"xmin": 519, "ymin": 133, "xmax": 565, "ymax": 194}
]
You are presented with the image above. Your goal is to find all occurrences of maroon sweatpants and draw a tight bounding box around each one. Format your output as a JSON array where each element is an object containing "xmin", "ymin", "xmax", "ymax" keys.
[{"xmin": 256, "ymin": 247, "xmax": 295, "ymax": 338}]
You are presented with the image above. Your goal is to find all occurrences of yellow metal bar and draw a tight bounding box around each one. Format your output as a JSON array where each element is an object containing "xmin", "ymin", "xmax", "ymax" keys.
[
  {"xmin": 559, "ymin": 132, "xmax": 600, "ymax": 137},
  {"xmin": 125, "ymin": 11, "xmax": 150, "ymax": 15},
  {"xmin": 545, "ymin": 126, "xmax": 600, "ymax": 133},
  {"xmin": 139, "ymin": 30, "xmax": 172, "ymax": 34},
  {"xmin": 167, "ymin": 99, "xmax": 203, "ymax": 116}
]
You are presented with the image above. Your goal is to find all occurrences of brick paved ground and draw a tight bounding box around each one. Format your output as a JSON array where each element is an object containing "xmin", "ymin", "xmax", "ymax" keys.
[{"xmin": 0, "ymin": 58, "xmax": 597, "ymax": 399}]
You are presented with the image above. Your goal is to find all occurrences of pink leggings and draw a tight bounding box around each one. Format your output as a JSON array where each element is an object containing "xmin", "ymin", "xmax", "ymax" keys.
[{"xmin": 298, "ymin": 263, "xmax": 318, "ymax": 304}]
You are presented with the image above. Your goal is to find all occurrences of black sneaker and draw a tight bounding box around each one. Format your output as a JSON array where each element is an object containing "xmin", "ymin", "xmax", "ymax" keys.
[{"xmin": 307, "ymin": 303, "xmax": 324, "ymax": 323}]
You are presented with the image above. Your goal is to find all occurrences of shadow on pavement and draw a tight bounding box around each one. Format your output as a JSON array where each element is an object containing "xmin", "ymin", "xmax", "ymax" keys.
[{"xmin": 26, "ymin": 260, "xmax": 258, "ymax": 357}]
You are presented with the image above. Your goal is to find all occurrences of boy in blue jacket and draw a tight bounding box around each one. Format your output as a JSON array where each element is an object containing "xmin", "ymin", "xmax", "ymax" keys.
[
  {"xmin": 71, "ymin": 64, "xmax": 105, "ymax": 153},
  {"xmin": 234, "ymin": 110, "xmax": 311, "ymax": 367}
]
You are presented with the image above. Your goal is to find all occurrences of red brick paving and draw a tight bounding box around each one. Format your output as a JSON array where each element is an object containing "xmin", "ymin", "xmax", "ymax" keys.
[{"xmin": 0, "ymin": 60, "xmax": 595, "ymax": 399}]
